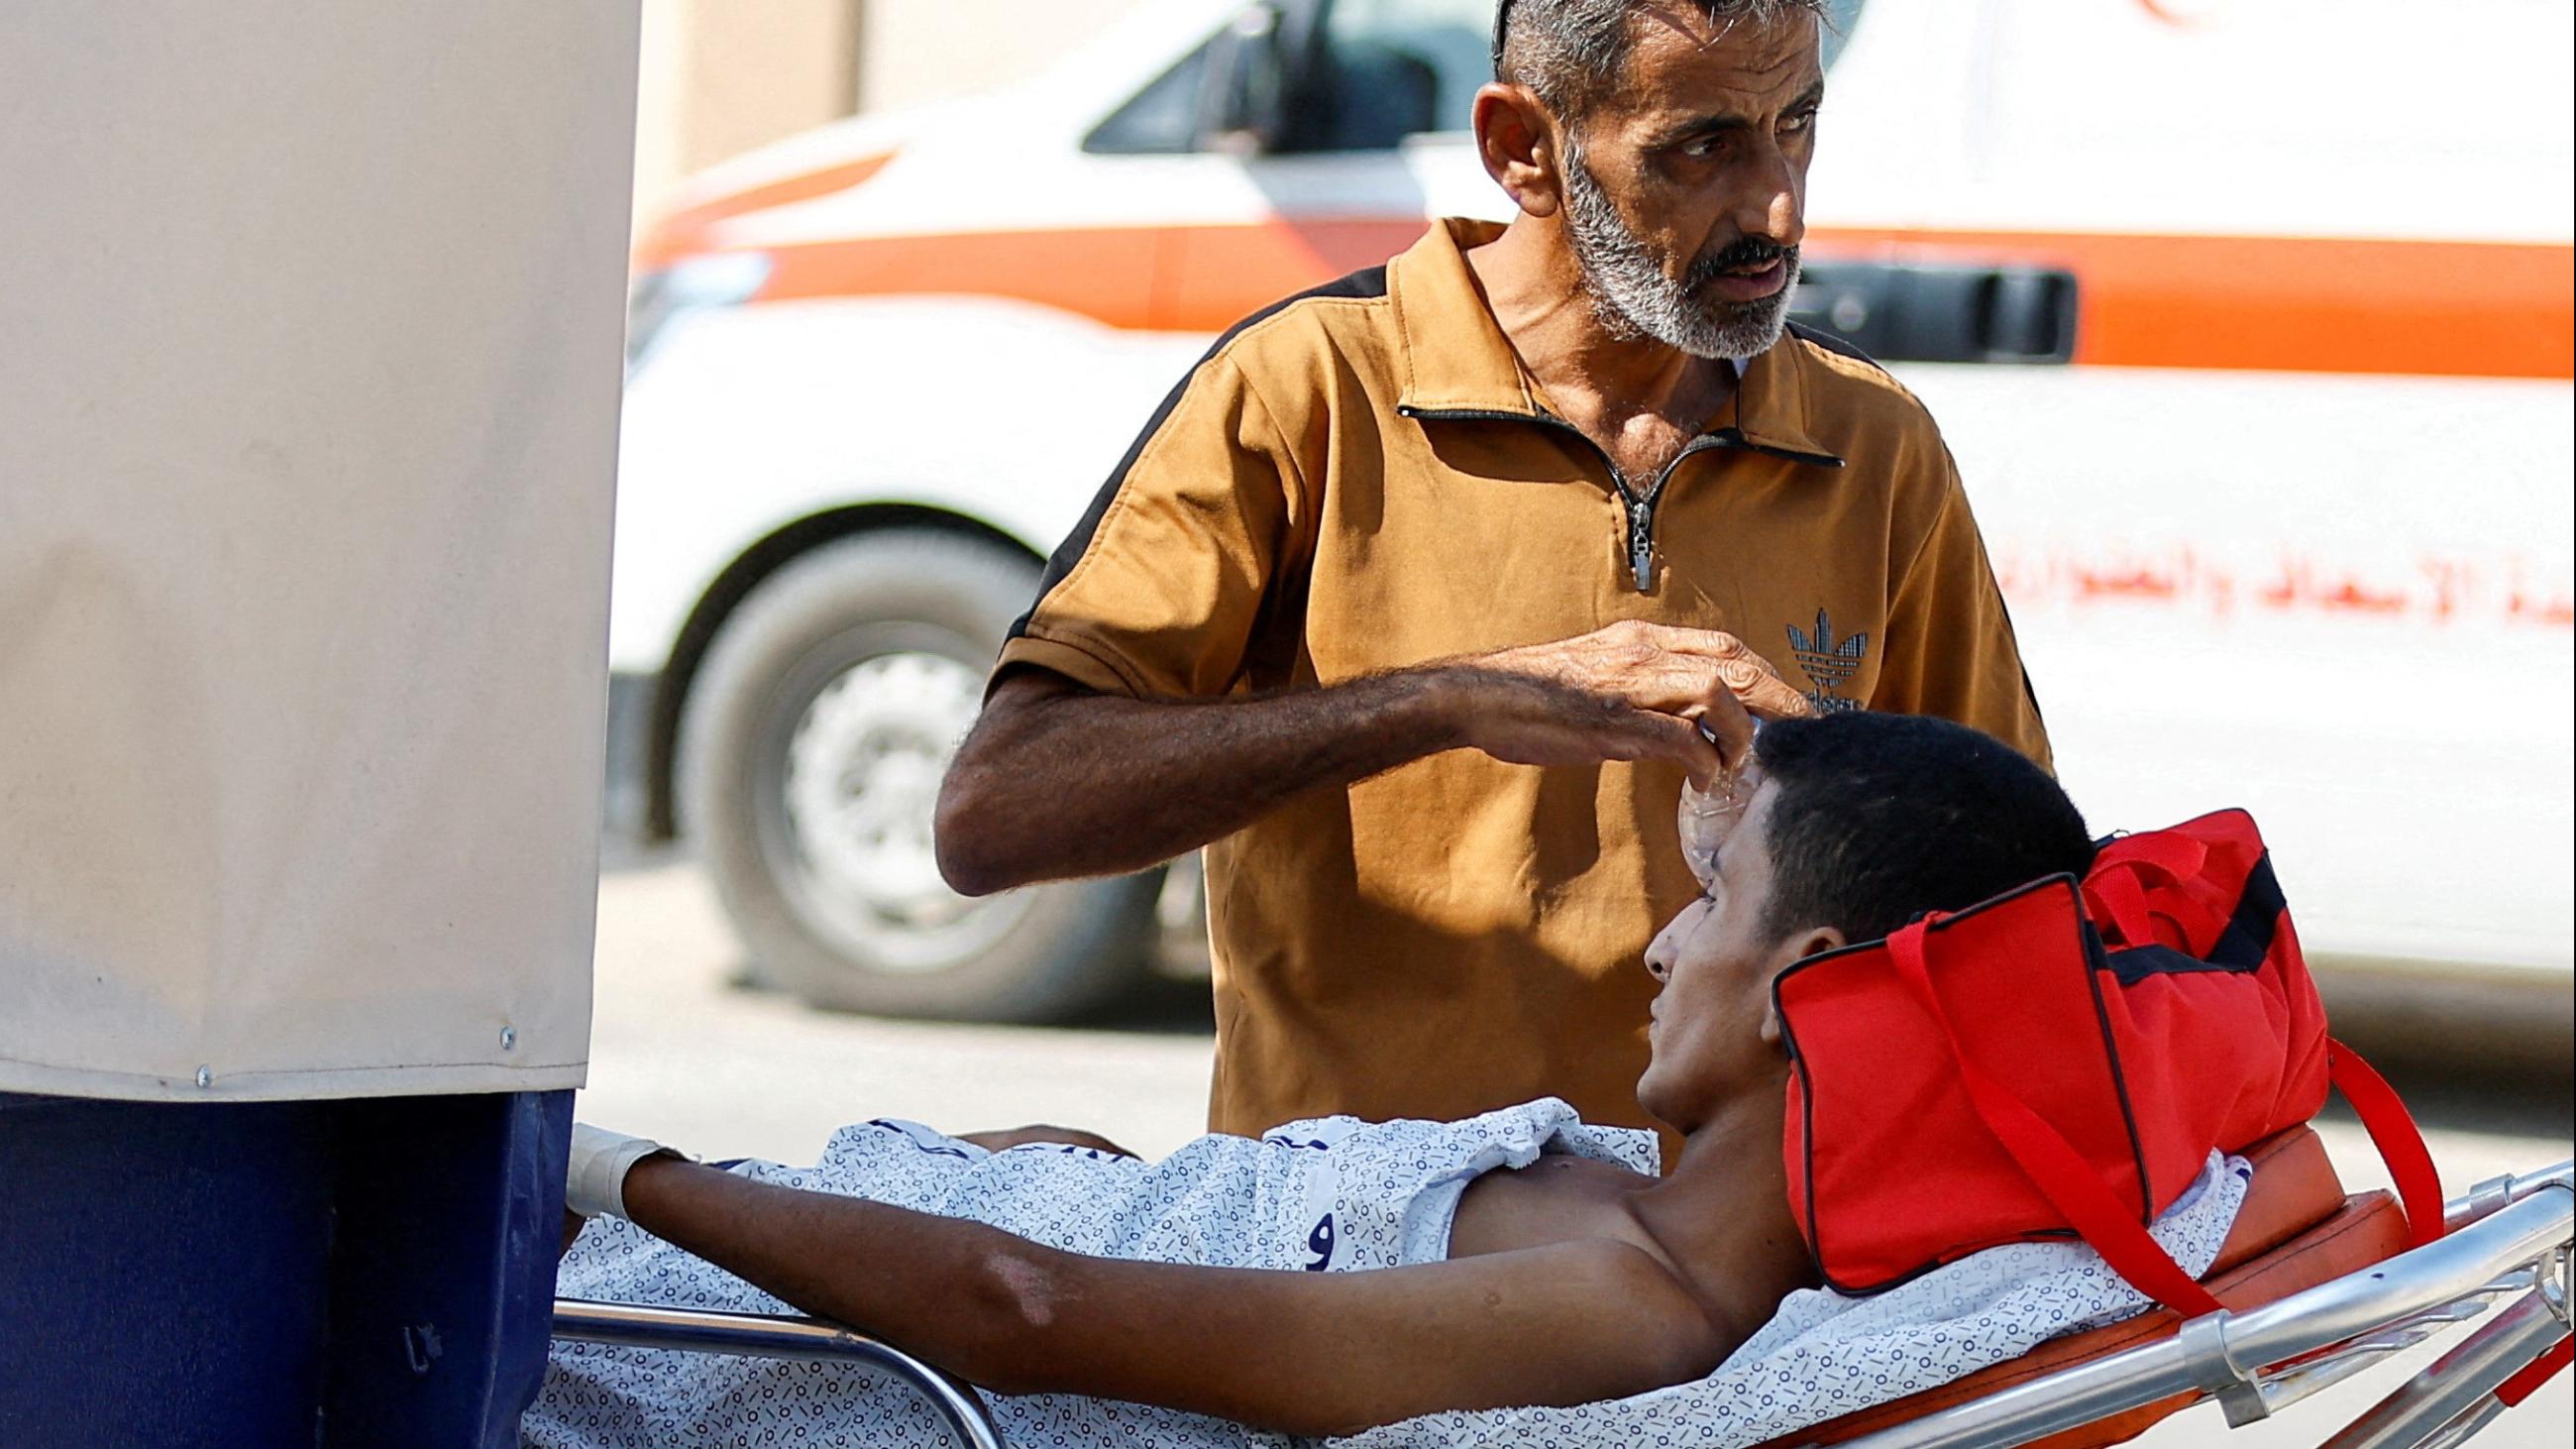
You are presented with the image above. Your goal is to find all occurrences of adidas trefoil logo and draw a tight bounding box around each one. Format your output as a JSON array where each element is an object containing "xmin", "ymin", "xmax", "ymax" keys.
[{"xmin": 1787, "ymin": 608, "xmax": 1870, "ymax": 714}]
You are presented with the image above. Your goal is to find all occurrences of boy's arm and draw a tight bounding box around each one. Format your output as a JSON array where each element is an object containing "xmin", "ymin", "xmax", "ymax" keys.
[{"xmin": 619, "ymin": 1156, "xmax": 1729, "ymax": 1437}]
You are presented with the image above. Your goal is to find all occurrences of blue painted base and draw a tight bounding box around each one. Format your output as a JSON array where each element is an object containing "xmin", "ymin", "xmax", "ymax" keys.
[{"xmin": 0, "ymin": 1089, "xmax": 571, "ymax": 1448}]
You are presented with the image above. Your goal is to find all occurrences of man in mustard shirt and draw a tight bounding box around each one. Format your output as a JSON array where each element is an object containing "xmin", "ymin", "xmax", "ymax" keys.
[{"xmin": 937, "ymin": 0, "xmax": 2047, "ymax": 1141}]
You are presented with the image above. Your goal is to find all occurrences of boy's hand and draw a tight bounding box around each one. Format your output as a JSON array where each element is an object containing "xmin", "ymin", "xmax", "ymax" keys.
[{"xmin": 567, "ymin": 1123, "xmax": 688, "ymax": 1219}]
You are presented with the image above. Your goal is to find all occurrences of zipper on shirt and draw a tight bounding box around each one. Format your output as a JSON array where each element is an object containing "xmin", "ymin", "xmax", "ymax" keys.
[
  {"xmin": 1622, "ymin": 432, "xmax": 1745, "ymax": 592},
  {"xmin": 1400, "ymin": 406, "xmax": 1833, "ymax": 594}
]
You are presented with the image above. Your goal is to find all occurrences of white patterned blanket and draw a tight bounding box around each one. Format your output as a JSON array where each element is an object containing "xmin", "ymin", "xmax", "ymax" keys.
[{"xmin": 525, "ymin": 1098, "xmax": 2246, "ymax": 1448}]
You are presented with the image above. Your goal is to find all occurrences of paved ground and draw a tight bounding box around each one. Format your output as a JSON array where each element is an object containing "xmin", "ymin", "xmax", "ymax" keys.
[{"xmin": 582, "ymin": 855, "xmax": 2573, "ymax": 1447}]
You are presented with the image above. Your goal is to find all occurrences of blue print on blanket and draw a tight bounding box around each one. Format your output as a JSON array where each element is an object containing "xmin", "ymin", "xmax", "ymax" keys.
[
  {"xmin": 524, "ymin": 1104, "xmax": 2244, "ymax": 1449},
  {"xmin": 1304, "ymin": 1213, "xmax": 1338, "ymax": 1270}
]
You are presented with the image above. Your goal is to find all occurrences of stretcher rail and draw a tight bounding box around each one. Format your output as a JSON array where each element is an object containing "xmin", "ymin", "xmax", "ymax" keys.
[
  {"xmin": 2319, "ymin": 1289, "xmax": 2570, "ymax": 1449},
  {"xmin": 1830, "ymin": 1161, "xmax": 2575, "ymax": 1449},
  {"xmin": 552, "ymin": 1297, "xmax": 1008, "ymax": 1449}
]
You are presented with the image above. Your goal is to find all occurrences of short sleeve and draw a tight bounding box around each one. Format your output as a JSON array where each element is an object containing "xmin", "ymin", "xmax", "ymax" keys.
[
  {"xmin": 1870, "ymin": 448, "xmax": 2054, "ymax": 771},
  {"xmin": 996, "ymin": 353, "xmax": 1302, "ymax": 701}
]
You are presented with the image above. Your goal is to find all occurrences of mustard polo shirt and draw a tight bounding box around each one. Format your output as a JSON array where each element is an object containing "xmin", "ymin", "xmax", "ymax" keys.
[{"xmin": 995, "ymin": 219, "xmax": 2050, "ymax": 1140}]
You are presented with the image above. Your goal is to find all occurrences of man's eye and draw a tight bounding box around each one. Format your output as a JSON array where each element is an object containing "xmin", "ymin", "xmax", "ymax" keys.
[{"xmin": 1781, "ymin": 108, "xmax": 1819, "ymax": 135}]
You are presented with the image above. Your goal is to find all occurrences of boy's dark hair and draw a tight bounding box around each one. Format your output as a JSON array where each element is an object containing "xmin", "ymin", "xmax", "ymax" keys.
[{"xmin": 1753, "ymin": 712, "xmax": 2093, "ymax": 945}]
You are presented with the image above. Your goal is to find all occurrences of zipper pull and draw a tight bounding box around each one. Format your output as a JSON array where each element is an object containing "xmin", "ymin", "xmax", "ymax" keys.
[{"xmin": 1629, "ymin": 511, "xmax": 1655, "ymax": 593}]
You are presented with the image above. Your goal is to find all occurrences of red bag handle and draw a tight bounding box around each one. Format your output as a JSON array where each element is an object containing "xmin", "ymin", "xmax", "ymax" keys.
[
  {"xmin": 2082, "ymin": 868, "xmax": 2161, "ymax": 948},
  {"xmin": 2084, "ymin": 832, "xmax": 2211, "ymax": 947},
  {"xmin": 2324, "ymin": 1038, "xmax": 2446, "ymax": 1250},
  {"xmin": 1886, "ymin": 920, "xmax": 2229, "ymax": 1317}
]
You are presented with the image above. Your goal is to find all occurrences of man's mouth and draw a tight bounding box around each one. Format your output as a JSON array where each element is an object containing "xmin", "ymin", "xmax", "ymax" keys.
[
  {"xmin": 1703, "ymin": 257, "xmax": 1788, "ymax": 302},
  {"xmin": 1687, "ymin": 242, "xmax": 1797, "ymax": 305}
]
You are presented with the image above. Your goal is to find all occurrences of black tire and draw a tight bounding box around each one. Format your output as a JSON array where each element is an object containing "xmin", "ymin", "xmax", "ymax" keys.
[{"xmin": 677, "ymin": 529, "xmax": 1160, "ymax": 1022}]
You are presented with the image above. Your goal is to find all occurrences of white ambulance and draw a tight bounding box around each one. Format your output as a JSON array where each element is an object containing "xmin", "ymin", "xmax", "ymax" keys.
[{"xmin": 607, "ymin": 0, "xmax": 2574, "ymax": 1028}]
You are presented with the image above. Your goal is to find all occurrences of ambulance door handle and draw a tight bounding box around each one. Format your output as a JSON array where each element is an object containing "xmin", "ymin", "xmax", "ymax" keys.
[{"xmin": 1789, "ymin": 261, "xmax": 2079, "ymax": 365}]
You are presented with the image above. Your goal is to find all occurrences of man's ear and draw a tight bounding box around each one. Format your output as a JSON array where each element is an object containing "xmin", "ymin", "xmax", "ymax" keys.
[
  {"xmin": 1471, "ymin": 82, "xmax": 1564, "ymax": 218},
  {"xmin": 1758, "ymin": 926, "xmax": 1845, "ymax": 1047}
]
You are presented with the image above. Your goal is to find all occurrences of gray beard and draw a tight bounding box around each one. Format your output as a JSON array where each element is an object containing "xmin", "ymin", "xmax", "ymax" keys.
[{"xmin": 1560, "ymin": 146, "xmax": 1798, "ymax": 361}]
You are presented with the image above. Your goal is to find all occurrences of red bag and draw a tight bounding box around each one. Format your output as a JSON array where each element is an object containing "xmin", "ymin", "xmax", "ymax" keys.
[{"xmin": 1775, "ymin": 808, "xmax": 2444, "ymax": 1314}]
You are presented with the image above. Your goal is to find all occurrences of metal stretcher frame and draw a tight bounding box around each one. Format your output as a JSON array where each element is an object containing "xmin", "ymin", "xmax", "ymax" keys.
[
  {"xmin": 547, "ymin": 1159, "xmax": 2572, "ymax": 1449},
  {"xmin": 549, "ymin": 1298, "xmax": 1009, "ymax": 1449},
  {"xmin": 1831, "ymin": 1159, "xmax": 2575, "ymax": 1449}
]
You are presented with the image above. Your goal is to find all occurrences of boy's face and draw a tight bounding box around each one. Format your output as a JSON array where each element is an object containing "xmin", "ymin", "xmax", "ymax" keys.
[{"xmin": 1637, "ymin": 781, "xmax": 1841, "ymax": 1132}]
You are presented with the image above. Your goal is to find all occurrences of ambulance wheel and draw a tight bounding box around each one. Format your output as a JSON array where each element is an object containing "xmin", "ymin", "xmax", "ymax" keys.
[{"xmin": 679, "ymin": 529, "xmax": 1161, "ymax": 1023}]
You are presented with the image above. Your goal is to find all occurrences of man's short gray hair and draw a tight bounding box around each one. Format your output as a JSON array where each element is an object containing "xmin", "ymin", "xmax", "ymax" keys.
[{"xmin": 1492, "ymin": 0, "xmax": 1829, "ymax": 125}]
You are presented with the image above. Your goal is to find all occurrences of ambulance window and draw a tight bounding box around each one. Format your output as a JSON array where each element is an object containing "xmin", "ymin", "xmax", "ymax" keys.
[
  {"xmin": 1087, "ymin": 36, "xmax": 1217, "ymax": 154},
  {"xmin": 1296, "ymin": 0, "xmax": 1493, "ymax": 150}
]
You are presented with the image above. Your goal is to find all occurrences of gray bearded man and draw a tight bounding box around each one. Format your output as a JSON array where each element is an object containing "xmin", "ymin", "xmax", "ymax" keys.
[{"xmin": 935, "ymin": 0, "xmax": 2050, "ymax": 1150}]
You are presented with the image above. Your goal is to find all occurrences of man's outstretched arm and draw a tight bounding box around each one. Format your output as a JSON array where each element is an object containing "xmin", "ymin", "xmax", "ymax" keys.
[
  {"xmin": 613, "ymin": 1155, "xmax": 1732, "ymax": 1437},
  {"xmin": 934, "ymin": 621, "xmax": 1804, "ymax": 896}
]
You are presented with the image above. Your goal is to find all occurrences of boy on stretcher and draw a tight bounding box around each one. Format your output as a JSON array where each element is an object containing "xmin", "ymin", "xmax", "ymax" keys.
[{"xmin": 536, "ymin": 709, "xmax": 2100, "ymax": 1440}]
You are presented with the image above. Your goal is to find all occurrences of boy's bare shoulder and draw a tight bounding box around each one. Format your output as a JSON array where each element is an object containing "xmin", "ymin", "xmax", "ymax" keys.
[{"xmin": 1449, "ymin": 1152, "xmax": 1659, "ymax": 1261}]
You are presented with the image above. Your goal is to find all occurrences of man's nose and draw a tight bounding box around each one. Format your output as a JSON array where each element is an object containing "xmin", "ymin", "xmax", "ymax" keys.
[{"xmin": 1734, "ymin": 148, "xmax": 1804, "ymax": 248}]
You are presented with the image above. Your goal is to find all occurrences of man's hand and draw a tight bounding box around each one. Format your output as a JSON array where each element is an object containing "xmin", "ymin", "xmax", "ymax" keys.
[
  {"xmin": 936, "ymin": 624, "xmax": 1810, "ymax": 896},
  {"xmin": 956, "ymin": 1124, "xmax": 1137, "ymax": 1158},
  {"xmin": 1448, "ymin": 620, "xmax": 1813, "ymax": 786}
]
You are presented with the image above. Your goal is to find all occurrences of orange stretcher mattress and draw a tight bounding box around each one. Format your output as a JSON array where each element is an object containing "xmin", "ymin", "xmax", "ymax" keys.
[{"xmin": 1759, "ymin": 1125, "xmax": 2408, "ymax": 1449}]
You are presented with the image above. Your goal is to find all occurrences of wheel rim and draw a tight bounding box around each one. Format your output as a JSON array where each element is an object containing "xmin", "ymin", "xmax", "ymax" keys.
[{"xmin": 772, "ymin": 647, "xmax": 1028, "ymax": 974}]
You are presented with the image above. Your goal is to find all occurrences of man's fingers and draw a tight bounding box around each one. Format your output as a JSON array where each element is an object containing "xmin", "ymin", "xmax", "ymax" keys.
[
  {"xmin": 1692, "ymin": 681, "xmax": 1758, "ymax": 771},
  {"xmin": 1736, "ymin": 669, "xmax": 1817, "ymax": 721},
  {"xmin": 1616, "ymin": 709, "xmax": 1721, "ymax": 784},
  {"xmin": 1703, "ymin": 652, "xmax": 1815, "ymax": 721},
  {"xmin": 1602, "ymin": 622, "xmax": 1814, "ymax": 720}
]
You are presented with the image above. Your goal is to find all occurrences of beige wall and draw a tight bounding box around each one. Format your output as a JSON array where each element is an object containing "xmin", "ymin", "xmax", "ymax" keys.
[
  {"xmin": 633, "ymin": 0, "xmax": 863, "ymax": 224},
  {"xmin": 633, "ymin": 0, "xmax": 1153, "ymax": 224}
]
